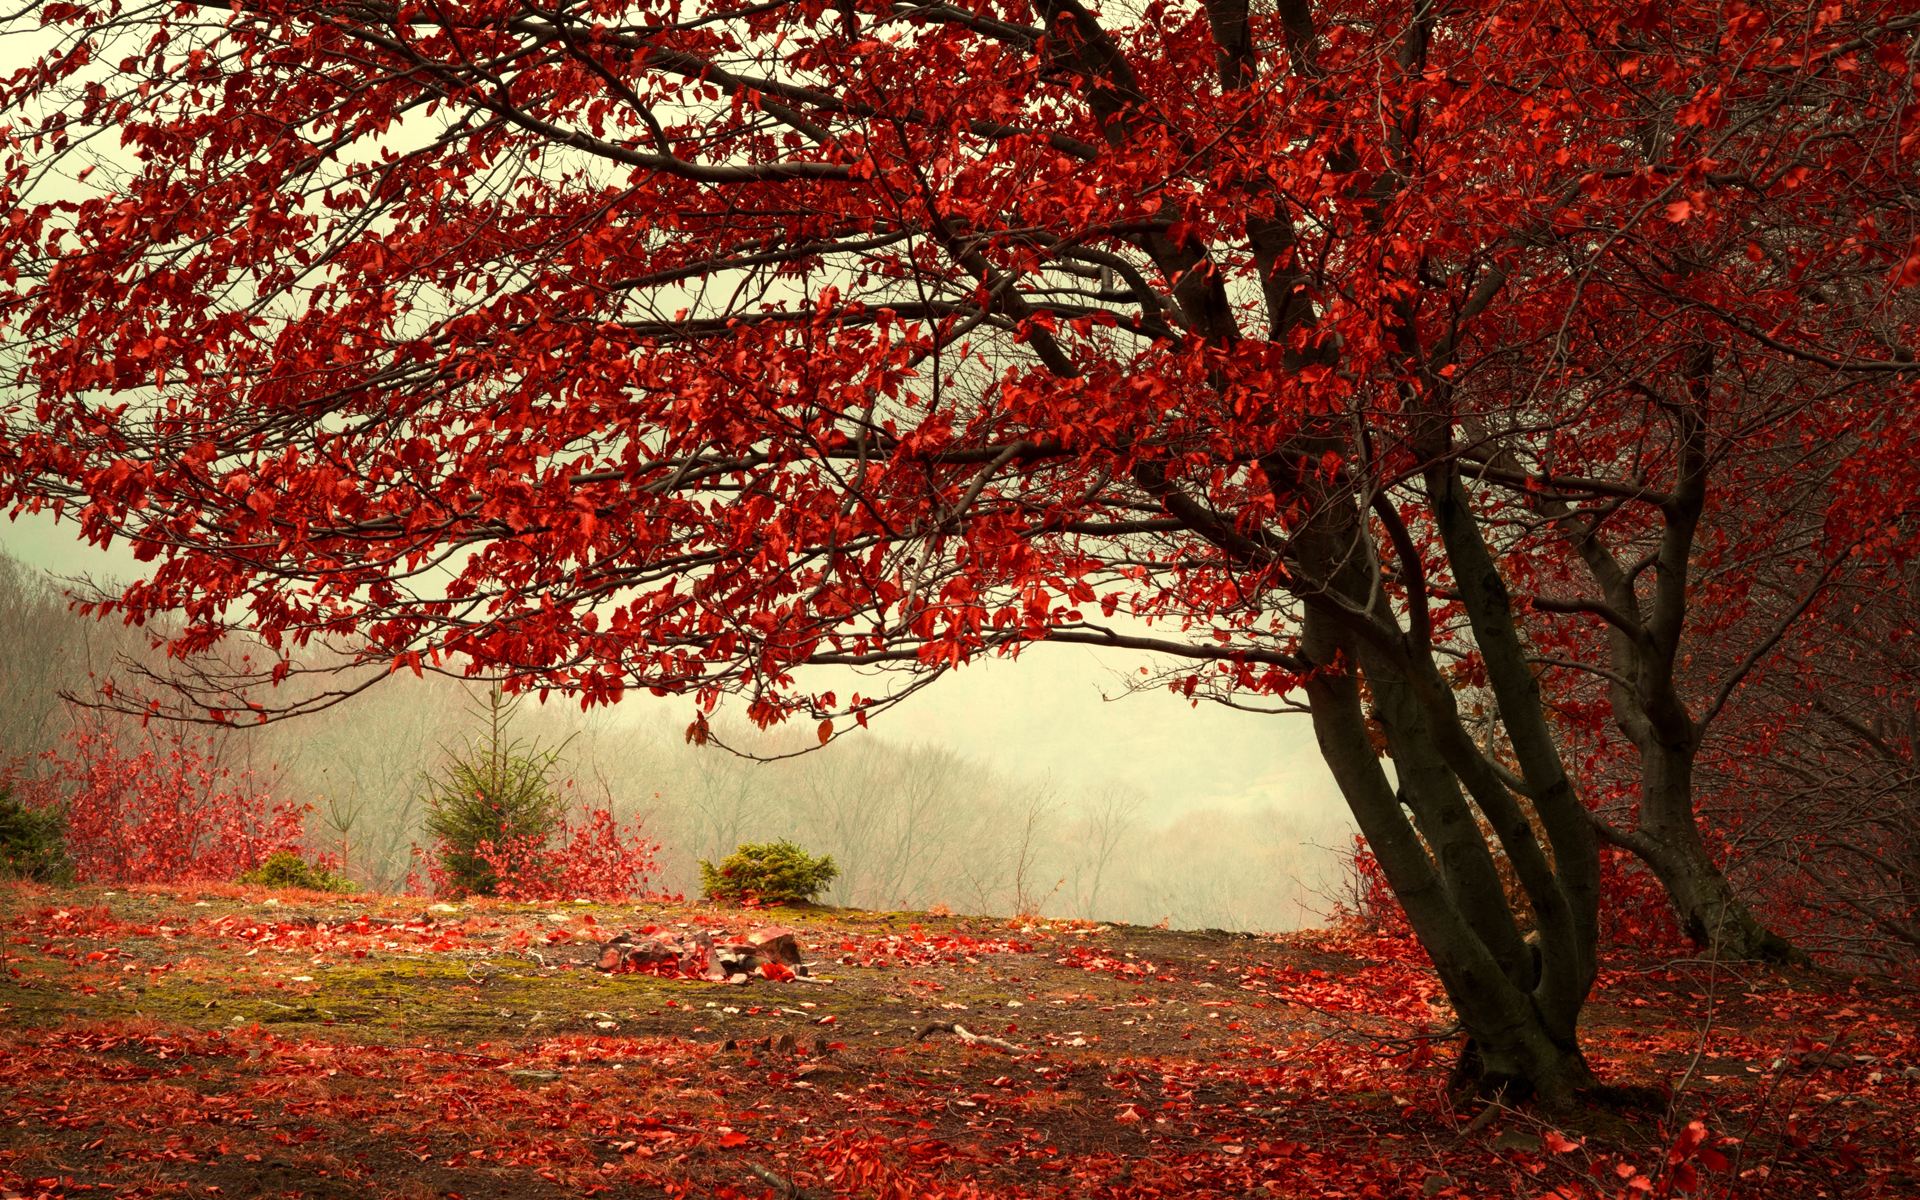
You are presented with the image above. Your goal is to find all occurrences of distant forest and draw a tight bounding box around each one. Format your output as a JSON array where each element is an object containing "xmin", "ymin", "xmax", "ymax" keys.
[{"xmin": 0, "ymin": 551, "xmax": 1351, "ymax": 929}]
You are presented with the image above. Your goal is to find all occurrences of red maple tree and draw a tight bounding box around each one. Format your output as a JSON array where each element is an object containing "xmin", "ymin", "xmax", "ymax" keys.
[{"xmin": 3, "ymin": 0, "xmax": 1916, "ymax": 1099}]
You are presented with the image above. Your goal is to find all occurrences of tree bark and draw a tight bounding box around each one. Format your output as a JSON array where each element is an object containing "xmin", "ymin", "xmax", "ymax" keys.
[
  {"xmin": 1289, "ymin": 482, "xmax": 1599, "ymax": 1105},
  {"xmin": 1602, "ymin": 745, "xmax": 1802, "ymax": 963},
  {"xmin": 1302, "ymin": 603, "xmax": 1595, "ymax": 1104}
]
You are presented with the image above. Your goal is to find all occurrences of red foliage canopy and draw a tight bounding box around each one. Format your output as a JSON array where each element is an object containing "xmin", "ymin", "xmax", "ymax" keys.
[{"xmin": 1, "ymin": 0, "xmax": 1911, "ymax": 729}]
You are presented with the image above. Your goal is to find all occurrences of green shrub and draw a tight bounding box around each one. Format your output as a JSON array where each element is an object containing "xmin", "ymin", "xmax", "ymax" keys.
[
  {"xmin": 235, "ymin": 849, "xmax": 357, "ymax": 893},
  {"xmin": 699, "ymin": 840, "xmax": 838, "ymax": 905},
  {"xmin": 0, "ymin": 784, "xmax": 73, "ymax": 884}
]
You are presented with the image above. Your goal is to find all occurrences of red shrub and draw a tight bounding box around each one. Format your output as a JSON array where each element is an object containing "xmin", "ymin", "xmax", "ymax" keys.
[
  {"xmin": 1336, "ymin": 835, "xmax": 1411, "ymax": 936},
  {"xmin": 539, "ymin": 808, "xmax": 661, "ymax": 902},
  {"xmin": 413, "ymin": 806, "xmax": 660, "ymax": 902},
  {"xmin": 25, "ymin": 723, "xmax": 310, "ymax": 885}
]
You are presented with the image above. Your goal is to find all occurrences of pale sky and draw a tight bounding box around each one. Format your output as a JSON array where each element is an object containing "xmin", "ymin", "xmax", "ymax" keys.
[{"xmin": 0, "ymin": 510, "xmax": 1349, "ymax": 823}]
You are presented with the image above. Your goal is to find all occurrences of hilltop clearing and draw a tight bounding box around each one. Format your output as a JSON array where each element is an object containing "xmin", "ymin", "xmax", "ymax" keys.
[{"xmin": 2, "ymin": 885, "xmax": 1915, "ymax": 1199}]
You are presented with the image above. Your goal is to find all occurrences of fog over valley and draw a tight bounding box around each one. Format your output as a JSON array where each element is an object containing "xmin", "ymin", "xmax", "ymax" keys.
[{"xmin": 0, "ymin": 515, "xmax": 1353, "ymax": 930}]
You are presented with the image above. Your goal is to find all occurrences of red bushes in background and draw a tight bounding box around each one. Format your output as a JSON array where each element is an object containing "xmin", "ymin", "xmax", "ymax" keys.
[
  {"xmin": 11, "ymin": 719, "xmax": 657, "ymax": 899},
  {"xmin": 23, "ymin": 723, "xmax": 311, "ymax": 884}
]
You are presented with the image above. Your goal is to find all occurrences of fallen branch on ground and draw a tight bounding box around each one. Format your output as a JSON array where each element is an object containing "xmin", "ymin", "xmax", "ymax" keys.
[
  {"xmin": 744, "ymin": 1162, "xmax": 825, "ymax": 1199},
  {"xmin": 915, "ymin": 1022, "xmax": 1027, "ymax": 1054}
]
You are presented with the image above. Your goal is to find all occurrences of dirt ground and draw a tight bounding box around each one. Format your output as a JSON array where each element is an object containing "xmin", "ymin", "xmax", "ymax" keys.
[{"xmin": 3, "ymin": 883, "xmax": 1915, "ymax": 1198}]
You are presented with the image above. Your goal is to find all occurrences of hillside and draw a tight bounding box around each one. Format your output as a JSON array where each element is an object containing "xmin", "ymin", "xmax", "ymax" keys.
[{"xmin": 2, "ymin": 884, "xmax": 1914, "ymax": 1199}]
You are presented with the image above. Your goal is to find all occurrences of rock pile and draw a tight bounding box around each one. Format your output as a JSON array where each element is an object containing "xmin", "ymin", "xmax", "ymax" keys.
[{"xmin": 596, "ymin": 925, "xmax": 810, "ymax": 984}]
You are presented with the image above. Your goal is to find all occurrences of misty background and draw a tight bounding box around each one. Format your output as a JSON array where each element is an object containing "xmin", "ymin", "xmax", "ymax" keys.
[{"xmin": 1, "ymin": 514, "xmax": 1354, "ymax": 930}]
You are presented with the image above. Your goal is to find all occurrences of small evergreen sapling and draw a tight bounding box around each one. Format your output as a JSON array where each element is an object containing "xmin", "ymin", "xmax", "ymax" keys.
[
  {"xmin": 0, "ymin": 783, "xmax": 74, "ymax": 884},
  {"xmin": 415, "ymin": 687, "xmax": 660, "ymax": 901},
  {"xmin": 419, "ymin": 687, "xmax": 569, "ymax": 897}
]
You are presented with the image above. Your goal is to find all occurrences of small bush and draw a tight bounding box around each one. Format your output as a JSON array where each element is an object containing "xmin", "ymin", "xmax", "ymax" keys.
[
  {"xmin": 507, "ymin": 807, "xmax": 660, "ymax": 902},
  {"xmin": 235, "ymin": 850, "xmax": 356, "ymax": 894},
  {"xmin": 700, "ymin": 840, "xmax": 838, "ymax": 905},
  {"xmin": 412, "ymin": 806, "xmax": 662, "ymax": 902},
  {"xmin": 0, "ymin": 784, "xmax": 74, "ymax": 884}
]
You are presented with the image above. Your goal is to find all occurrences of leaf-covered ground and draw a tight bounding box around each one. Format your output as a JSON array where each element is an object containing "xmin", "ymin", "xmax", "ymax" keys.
[{"xmin": 2, "ymin": 884, "xmax": 1915, "ymax": 1199}]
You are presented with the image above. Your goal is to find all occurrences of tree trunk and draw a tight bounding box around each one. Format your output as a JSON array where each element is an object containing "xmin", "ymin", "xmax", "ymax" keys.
[
  {"xmin": 1615, "ymin": 727, "xmax": 1803, "ymax": 963},
  {"xmin": 1643, "ymin": 838, "xmax": 1799, "ymax": 963},
  {"xmin": 1616, "ymin": 756, "xmax": 1801, "ymax": 962},
  {"xmin": 1301, "ymin": 600, "xmax": 1597, "ymax": 1106},
  {"xmin": 1449, "ymin": 1036, "xmax": 1596, "ymax": 1108}
]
